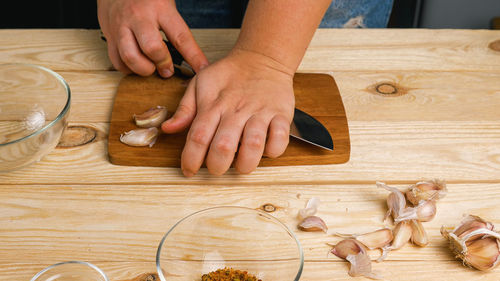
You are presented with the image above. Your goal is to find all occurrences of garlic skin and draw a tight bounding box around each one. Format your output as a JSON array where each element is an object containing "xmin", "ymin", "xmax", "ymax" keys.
[
  {"xmin": 298, "ymin": 216, "xmax": 328, "ymax": 233},
  {"xmin": 395, "ymin": 199, "xmax": 437, "ymax": 223},
  {"xmin": 410, "ymin": 220, "xmax": 429, "ymax": 247},
  {"xmin": 441, "ymin": 215, "xmax": 500, "ymax": 271},
  {"xmin": 335, "ymin": 228, "xmax": 393, "ymax": 250},
  {"xmin": 331, "ymin": 239, "xmax": 382, "ymax": 280},
  {"xmin": 298, "ymin": 197, "xmax": 320, "ymax": 220},
  {"xmin": 134, "ymin": 106, "xmax": 168, "ymax": 128},
  {"xmin": 120, "ymin": 127, "xmax": 159, "ymax": 147},
  {"xmin": 405, "ymin": 179, "xmax": 447, "ymax": 205},
  {"xmin": 377, "ymin": 182, "xmax": 406, "ymax": 222}
]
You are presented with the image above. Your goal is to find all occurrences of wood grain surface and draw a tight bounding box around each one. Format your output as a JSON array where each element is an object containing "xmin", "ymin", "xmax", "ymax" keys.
[
  {"xmin": 108, "ymin": 73, "xmax": 350, "ymax": 167},
  {"xmin": 1, "ymin": 28, "xmax": 500, "ymax": 281}
]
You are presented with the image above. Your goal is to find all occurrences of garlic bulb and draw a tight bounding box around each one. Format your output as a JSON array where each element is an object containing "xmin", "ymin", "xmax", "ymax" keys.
[
  {"xmin": 406, "ymin": 179, "xmax": 447, "ymax": 205},
  {"xmin": 441, "ymin": 215, "xmax": 500, "ymax": 271},
  {"xmin": 134, "ymin": 106, "xmax": 168, "ymax": 128},
  {"xmin": 120, "ymin": 127, "xmax": 159, "ymax": 147}
]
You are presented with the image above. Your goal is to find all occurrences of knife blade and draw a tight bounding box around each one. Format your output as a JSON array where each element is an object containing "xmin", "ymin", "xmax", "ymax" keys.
[{"xmin": 165, "ymin": 41, "xmax": 333, "ymax": 151}]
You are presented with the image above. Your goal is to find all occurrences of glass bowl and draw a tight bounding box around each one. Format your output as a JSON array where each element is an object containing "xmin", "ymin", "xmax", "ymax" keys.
[
  {"xmin": 0, "ymin": 63, "xmax": 70, "ymax": 171},
  {"xmin": 30, "ymin": 261, "xmax": 108, "ymax": 281},
  {"xmin": 156, "ymin": 206, "xmax": 304, "ymax": 281}
]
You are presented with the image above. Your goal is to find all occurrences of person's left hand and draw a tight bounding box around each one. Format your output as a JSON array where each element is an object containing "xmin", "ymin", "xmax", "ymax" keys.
[{"xmin": 161, "ymin": 49, "xmax": 295, "ymax": 176}]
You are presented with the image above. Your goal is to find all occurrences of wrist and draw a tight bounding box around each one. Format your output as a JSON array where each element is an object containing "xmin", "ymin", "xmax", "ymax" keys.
[{"xmin": 227, "ymin": 47, "xmax": 296, "ymax": 78}]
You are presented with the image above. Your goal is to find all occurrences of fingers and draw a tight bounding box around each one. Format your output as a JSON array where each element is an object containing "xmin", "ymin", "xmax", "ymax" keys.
[
  {"xmin": 234, "ymin": 115, "xmax": 268, "ymax": 174},
  {"xmin": 160, "ymin": 10, "xmax": 209, "ymax": 72},
  {"xmin": 117, "ymin": 28, "xmax": 156, "ymax": 76},
  {"xmin": 161, "ymin": 78, "xmax": 197, "ymax": 133},
  {"xmin": 181, "ymin": 110, "xmax": 221, "ymax": 177},
  {"xmin": 106, "ymin": 40, "xmax": 132, "ymax": 74},
  {"xmin": 132, "ymin": 21, "xmax": 174, "ymax": 78},
  {"xmin": 264, "ymin": 115, "xmax": 290, "ymax": 158}
]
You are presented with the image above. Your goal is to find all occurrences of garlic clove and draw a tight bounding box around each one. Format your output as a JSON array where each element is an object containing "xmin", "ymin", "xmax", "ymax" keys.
[
  {"xmin": 389, "ymin": 221, "xmax": 413, "ymax": 251},
  {"xmin": 395, "ymin": 199, "xmax": 437, "ymax": 223},
  {"xmin": 298, "ymin": 197, "xmax": 320, "ymax": 220},
  {"xmin": 452, "ymin": 215, "xmax": 495, "ymax": 241},
  {"xmin": 120, "ymin": 127, "xmax": 159, "ymax": 147},
  {"xmin": 377, "ymin": 182, "xmax": 406, "ymax": 222},
  {"xmin": 134, "ymin": 106, "xmax": 168, "ymax": 128},
  {"xmin": 298, "ymin": 216, "xmax": 328, "ymax": 233},
  {"xmin": 346, "ymin": 253, "xmax": 383, "ymax": 280},
  {"xmin": 335, "ymin": 228, "xmax": 393, "ymax": 250},
  {"xmin": 410, "ymin": 220, "xmax": 429, "ymax": 247},
  {"xmin": 331, "ymin": 239, "xmax": 366, "ymax": 259},
  {"xmin": 405, "ymin": 179, "xmax": 447, "ymax": 205},
  {"xmin": 464, "ymin": 236, "xmax": 500, "ymax": 271}
]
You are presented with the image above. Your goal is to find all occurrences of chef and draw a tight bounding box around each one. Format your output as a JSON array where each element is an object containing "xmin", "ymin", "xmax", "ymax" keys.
[{"xmin": 97, "ymin": 0, "xmax": 393, "ymax": 176}]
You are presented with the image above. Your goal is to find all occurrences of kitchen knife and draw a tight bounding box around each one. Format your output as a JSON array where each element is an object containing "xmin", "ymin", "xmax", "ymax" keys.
[{"xmin": 166, "ymin": 41, "xmax": 334, "ymax": 151}]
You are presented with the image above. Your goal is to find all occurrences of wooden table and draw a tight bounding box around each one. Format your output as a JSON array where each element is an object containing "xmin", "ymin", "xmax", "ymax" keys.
[{"xmin": 1, "ymin": 29, "xmax": 500, "ymax": 280}]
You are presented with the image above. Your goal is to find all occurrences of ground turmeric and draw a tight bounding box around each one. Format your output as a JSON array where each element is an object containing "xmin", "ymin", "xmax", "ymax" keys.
[{"xmin": 201, "ymin": 267, "xmax": 262, "ymax": 281}]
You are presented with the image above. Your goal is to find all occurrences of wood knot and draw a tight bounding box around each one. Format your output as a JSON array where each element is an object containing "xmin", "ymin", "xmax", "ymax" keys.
[
  {"xmin": 370, "ymin": 82, "xmax": 408, "ymax": 97},
  {"xmin": 488, "ymin": 40, "xmax": 500, "ymax": 52},
  {"xmin": 57, "ymin": 125, "xmax": 97, "ymax": 148},
  {"xmin": 261, "ymin": 203, "xmax": 276, "ymax": 213}
]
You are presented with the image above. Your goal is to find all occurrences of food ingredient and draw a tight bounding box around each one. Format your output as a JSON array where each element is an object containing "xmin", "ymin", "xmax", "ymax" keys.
[
  {"xmin": 330, "ymin": 239, "xmax": 382, "ymax": 279},
  {"xmin": 119, "ymin": 127, "xmax": 158, "ymax": 147},
  {"xmin": 409, "ymin": 220, "xmax": 428, "ymax": 247},
  {"xmin": 441, "ymin": 215, "xmax": 500, "ymax": 271},
  {"xmin": 376, "ymin": 182, "xmax": 406, "ymax": 222},
  {"xmin": 298, "ymin": 216, "xmax": 328, "ymax": 232},
  {"xmin": 395, "ymin": 199, "xmax": 437, "ymax": 223},
  {"xmin": 298, "ymin": 197, "xmax": 320, "ymax": 220},
  {"xmin": 405, "ymin": 179, "xmax": 447, "ymax": 205},
  {"xmin": 201, "ymin": 268, "xmax": 262, "ymax": 281},
  {"xmin": 134, "ymin": 106, "xmax": 168, "ymax": 128},
  {"xmin": 335, "ymin": 228, "xmax": 393, "ymax": 250},
  {"xmin": 378, "ymin": 220, "xmax": 412, "ymax": 262}
]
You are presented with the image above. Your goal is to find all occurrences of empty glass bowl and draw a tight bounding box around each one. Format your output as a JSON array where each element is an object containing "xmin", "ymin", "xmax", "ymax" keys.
[
  {"xmin": 0, "ymin": 63, "xmax": 70, "ymax": 171},
  {"xmin": 30, "ymin": 261, "xmax": 108, "ymax": 281},
  {"xmin": 156, "ymin": 206, "xmax": 304, "ymax": 281}
]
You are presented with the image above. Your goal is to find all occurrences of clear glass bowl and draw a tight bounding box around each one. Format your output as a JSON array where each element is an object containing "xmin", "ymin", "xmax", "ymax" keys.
[
  {"xmin": 156, "ymin": 206, "xmax": 304, "ymax": 281},
  {"xmin": 0, "ymin": 63, "xmax": 70, "ymax": 171},
  {"xmin": 30, "ymin": 261, "xmax": 108, "ymax": 281}
]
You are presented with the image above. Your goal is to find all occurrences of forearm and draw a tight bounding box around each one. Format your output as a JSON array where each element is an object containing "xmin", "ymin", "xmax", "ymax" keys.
[{"xmin": 234, "ymin": 0, "xmax": 331, "ymax": 74}]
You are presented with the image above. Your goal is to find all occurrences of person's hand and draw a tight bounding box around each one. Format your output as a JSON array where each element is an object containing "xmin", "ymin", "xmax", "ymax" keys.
[
  {"xmin": 97, "ymin": 0, "xmax": 208, "ymax": 77},
  {"xmin": 161, "ymin": 49, "xmax": 295, "ymax": 176}
]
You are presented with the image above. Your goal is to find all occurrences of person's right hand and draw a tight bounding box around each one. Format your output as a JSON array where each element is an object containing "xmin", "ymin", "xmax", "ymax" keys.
[{"xmin": 97, "ymin": 0, "xmax": 208, "ymax": 78}]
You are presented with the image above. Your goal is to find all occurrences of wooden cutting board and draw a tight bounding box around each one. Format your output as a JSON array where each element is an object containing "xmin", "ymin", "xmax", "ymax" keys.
[{"xmin": 108, "ymin": 73, "xmax": 350, "ymax": 167}]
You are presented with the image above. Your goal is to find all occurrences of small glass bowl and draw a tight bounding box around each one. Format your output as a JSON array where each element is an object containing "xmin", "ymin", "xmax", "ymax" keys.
[
  {"xmin": 30, "ymin": 261, "xmax": 108, "ymax": 281},
  {"xmin": 156, "ymin": 206, "xmax": 304, "ymax": 281},
  {"xmin": 0, "ymin": 63, "xmax": 70, "ymax": 171}
]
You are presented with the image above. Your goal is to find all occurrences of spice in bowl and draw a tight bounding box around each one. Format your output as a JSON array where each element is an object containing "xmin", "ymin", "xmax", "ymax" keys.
[{"xmin": 201, "ymin": 268, "xmax": 262, "ymax": 281}]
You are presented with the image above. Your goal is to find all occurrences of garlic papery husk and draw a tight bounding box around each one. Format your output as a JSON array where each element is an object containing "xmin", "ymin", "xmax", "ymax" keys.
[
  {"xmin": 410, "ymin": 219, "xmax": 429, "ymax": 247},
  {"xmin": 377, "ymin": 182, "xmax": 406, "ymax": 222},
  {"xmin": 335, "ymin": 228, "xmax": 393, "ymax": 250},
  {"xmin": 120, "ymin": 127, "xmax": 159, "ymax": 147},
  {"xmin": 298, "ymin": 197, "xmax": 320, "ymax": 220},
  {"xmin": 330, "ymin": 239, "xmax": 382, "ymax": 280},
  {"xmin": 449, "ymin": 215, "xmax": 495, "ymax": 241},
  {"xmin": 395, "ymin": 199, "xmax": 437, "ymax": 223},
  {"xmin": 405, "ymin": 179, "xmax": 447, "ymax": 205},
  {"xmin": 134, "ymin": 106, "xmax": 168, "ymax": 128},
  {"xmin": 378, "ymin": 221, "xmax": 412, "ymax": 262},
  {"xmin": 298, "ymin": 216, "xmax": 328, "ymax": 232},
  {"xmin": 441, "ymin": 225, "xmax": 500, "ymax": 271}
]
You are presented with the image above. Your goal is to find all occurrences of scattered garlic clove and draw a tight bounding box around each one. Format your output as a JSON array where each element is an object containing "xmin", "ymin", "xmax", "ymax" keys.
[
  {"xmin": 120, "ymin": 127, "xmax": 159, "ymax": 147},
  {"xmin": 405, "ymin": 179, "xmax": 447, "ymax": 205},
  {"xmin": 298, "ymin": 197, "xmax": 320, "ymax": 220},
  {"xmin": 346, "ymin": 253, "xmax": 383, "ymax": 280},
  {"xmin": 395, "ymin": 199, "xmax": 437, "ymax": 223},
  {"xmin": 378, "ymin": 221, "xmax": 412, "ymax": 262},
  {"xmin": 331, "ymin": 239, "xmax": 366, "ymax": 259},
  {"xmin": 134, "ymin": 106, "xmax": 168, "ymax": 128},
  {"xmin": 335, "ymin": 228, "xmax": 393, "ymax": 250},
  {"xmin": 410, "ymin": 220, "xmax": 429, "ymax": 247},
  {"xmin": 298, "ymin": 216, "xmax": 328, "ymax": 232},
  {"xmin": 377, "ymin": 182, "xmax": 406, "ymax": 222},
  {"xmin": 442, "ymin": 217, "xmax": 500, "ymax": 271}
]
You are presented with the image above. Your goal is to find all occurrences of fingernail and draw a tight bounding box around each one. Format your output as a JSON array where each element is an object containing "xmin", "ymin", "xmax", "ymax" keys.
[
  {"xmin": 199, "ymin": 63, "xmax": 209, "ymax": 70},
  {"xmin": 160, "ymin": 68, "xmax": 173, "ymax": 78}
]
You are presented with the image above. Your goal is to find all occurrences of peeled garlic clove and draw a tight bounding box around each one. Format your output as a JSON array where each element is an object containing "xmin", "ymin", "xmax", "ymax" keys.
[
  {"xmin": 410, "ymin": 220, "xmax": 429, "ymax": 247},
  {"xmin": 120, "ymin": 127, "xmax": 159, "ymax": 147},
  {"xmin": 346, "ymin": 253, "xmax": 383, "ymax": 280},
  {"xmin": 377, "ymin": 182, "xmax": 406, "ymax": 222},
  {"xmin": 298, "ymin": 216, "xmax": 328, "ymax": 232},
  {"xmin": 335, "ymin": 228, "xmax": 393, "ymax": 250},
  {"xmin": 331, "ymin": 238, "xmax": 366, "ymax": 259},
  {"xmin": 395, "ymin": 199, "xmax": 437, "ymax": 223},
  {"xmin": 405, "ymin": 179, "xmax": 447, "ymax": 205},
  {"xmin": 134, "ymin": 106, "xmax": 168, "ymax": 128},
  {"xmin": 298, "ymin": 197, "xmax": 320, "ymax": 220}
]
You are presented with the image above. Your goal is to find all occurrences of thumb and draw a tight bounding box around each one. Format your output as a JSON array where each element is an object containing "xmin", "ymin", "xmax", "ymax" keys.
[{"xmin": 161, "ymin": 78, "xmax": 197, "ymax": 134}]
